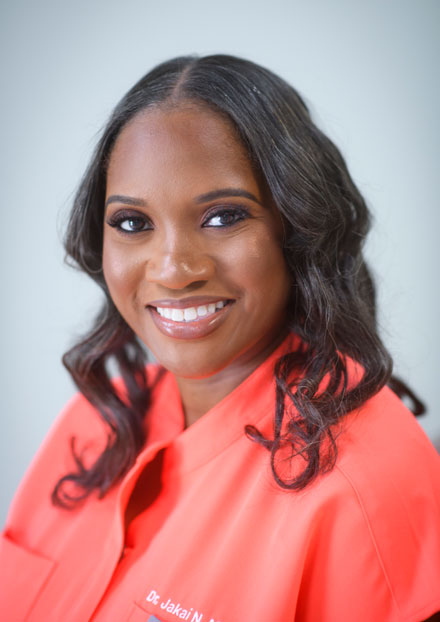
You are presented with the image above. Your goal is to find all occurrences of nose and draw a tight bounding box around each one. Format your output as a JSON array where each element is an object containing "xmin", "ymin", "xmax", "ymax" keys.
[{"xmin": 145, "ymin": 234, "xmax": 215, "ymax": 290}]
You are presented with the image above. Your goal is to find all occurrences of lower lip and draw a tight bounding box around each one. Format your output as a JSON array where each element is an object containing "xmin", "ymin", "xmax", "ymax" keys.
[{"xmin": 148, "ymin": 302, "xmax": 234, "ymax": 340}]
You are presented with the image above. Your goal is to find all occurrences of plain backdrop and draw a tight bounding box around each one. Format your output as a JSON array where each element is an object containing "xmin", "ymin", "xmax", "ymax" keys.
[{"xmin": 1, "ymin": 0, "xmax": 439, "ymax": 526}]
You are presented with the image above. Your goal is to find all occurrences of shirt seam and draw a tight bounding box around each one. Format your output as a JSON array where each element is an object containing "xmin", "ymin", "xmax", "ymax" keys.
[{"xmin": 335, "ymin": 463, "xmax": 402, "ymax": 617}]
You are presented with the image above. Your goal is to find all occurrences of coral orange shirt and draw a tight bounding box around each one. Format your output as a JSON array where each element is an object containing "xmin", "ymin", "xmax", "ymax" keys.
[{"xmin": 1, "ymin": 335, "xmax": 440, "ymax": 621}]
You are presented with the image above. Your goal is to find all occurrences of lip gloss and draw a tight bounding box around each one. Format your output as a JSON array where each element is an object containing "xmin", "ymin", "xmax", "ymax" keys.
[{"xmin": 148, "ymin": 302, "xmax": 234, "ymax": 340}]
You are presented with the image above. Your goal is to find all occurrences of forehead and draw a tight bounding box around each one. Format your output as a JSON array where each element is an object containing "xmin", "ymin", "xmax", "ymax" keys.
[{"xmin": 106, "ymin": 105, "xmax": 258, "ymax": 196}]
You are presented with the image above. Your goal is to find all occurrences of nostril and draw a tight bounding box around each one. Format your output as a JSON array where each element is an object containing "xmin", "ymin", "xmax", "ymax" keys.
[{"xmin": 144, "ymin": 254, "xmax": 215, "ymax": 289}]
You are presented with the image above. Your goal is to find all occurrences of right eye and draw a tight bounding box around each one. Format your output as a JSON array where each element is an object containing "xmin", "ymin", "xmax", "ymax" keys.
[{"xmin": 106, "ymin": 211, "xmax": 152, "ymax": 234}]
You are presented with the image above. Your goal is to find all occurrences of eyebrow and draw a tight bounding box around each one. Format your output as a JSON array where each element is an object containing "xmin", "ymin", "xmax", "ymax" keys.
[
  {"xmin": 105, "ymin": 195, "xmax": 147, "ymax": 209},
  {"xmin": 194, "ymin": 188, "xmax": 263, "ymax": 206},
  {"xmin": 105, "ymin": 188, "xmax": 264, "ymax": 210}
]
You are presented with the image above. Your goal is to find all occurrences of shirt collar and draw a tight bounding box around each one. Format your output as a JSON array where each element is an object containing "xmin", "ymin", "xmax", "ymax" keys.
[{"xmin": 143, "ymin": 332, "xmax": 299, "ymax": 473}]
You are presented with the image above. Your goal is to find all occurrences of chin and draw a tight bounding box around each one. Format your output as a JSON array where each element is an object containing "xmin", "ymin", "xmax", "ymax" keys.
[
  {"xmin": 145, "ymin": 341, "xmax": 230, "ymax": 379},
  {"xmin": 157, "ymin": 356, "xmax": 227, "ymax": 380}
]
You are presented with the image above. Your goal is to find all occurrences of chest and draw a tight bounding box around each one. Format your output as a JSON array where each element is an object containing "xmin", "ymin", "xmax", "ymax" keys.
[{"xmin": 89, "ymin": 443, "xmax": 309, "ymax": 622}]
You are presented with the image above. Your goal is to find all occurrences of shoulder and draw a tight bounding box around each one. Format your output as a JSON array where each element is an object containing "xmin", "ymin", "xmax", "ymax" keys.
[
  {"xmin": 32, "ymin": 362, "xmax": 164, "ymax": 456},
  {"xmin": 335, "ymin": 384, "xmax": 440, "ymax": 490},
  {"xmin": 292, "ymin": 385, "xmax": 440, "ymax": 620},
  {"xmin": 326, "ymin": 385, "xmax": 440, "ymax": 549},
  {"xmin": 4, "ymin": 363, "xmax": 163, "ymax": 528}
]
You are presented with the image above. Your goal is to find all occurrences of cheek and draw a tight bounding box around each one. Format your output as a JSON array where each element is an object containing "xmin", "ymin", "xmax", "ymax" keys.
[
  {"xmin": 102, "ymin": 241, "xmax": 142, "ymax": 307},
  {"xmin": 220, "ymin": 230, "xmax": 290, "ymax": 309}
]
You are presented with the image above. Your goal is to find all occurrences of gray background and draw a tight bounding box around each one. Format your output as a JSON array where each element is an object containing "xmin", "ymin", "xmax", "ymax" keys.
[{"xmin": 1, "ymin": 0, "xmax": 439, "ymax": 527}]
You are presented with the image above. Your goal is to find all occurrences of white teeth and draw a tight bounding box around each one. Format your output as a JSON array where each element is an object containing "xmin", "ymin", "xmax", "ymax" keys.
[
  {"xmin": 155, "ymin": 300, "xmax": 229, "ymax": 322},
  {"xmin": 171, "ymin": 308, "xmax": 184, "ymax": 322},
  {"xmin": 183, "ymin": 307, "xmax": 197, "ymax": 321}
]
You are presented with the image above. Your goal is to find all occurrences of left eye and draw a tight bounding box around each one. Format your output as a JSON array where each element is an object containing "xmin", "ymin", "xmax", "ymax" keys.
[
  {"xmin": 203, "ymin": 208, "xmax": 249, "ymax": 228},
  {"xmin": 118, "ymin": 217, "xmax": 150, "ymax": 232}
]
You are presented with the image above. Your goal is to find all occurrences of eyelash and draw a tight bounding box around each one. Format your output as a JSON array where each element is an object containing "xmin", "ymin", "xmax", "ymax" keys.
[
  {"xmin": 106, "ymin": 206, "xmax": 251, "ymax": 235},
  {"xmin": 106, "ymin": 210, "xmax": 151, "ymax": 234},
  {"xmin": 203, "ymin": 206, "xmax": 250, "ymax": 228}
]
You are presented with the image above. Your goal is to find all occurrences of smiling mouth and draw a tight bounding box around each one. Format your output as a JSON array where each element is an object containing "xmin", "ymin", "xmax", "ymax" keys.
[
  {"xmin": 153, "ymin": 299, "xmax": 231, "ymax": 323},
  {"xmin": 147, "ymin": 299, "xmax": 234, "ymax": 340}
]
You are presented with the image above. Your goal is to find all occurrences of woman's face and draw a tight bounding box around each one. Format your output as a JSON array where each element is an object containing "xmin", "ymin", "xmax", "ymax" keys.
[{"xmin": 103, "ymin": 104, "xmax": 291, "ymax": 379}]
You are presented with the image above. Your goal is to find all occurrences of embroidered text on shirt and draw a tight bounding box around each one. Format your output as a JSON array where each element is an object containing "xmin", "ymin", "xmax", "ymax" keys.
[{"xmin": 146, "ymin": 589, "xmax": 221, "ymax": 622}]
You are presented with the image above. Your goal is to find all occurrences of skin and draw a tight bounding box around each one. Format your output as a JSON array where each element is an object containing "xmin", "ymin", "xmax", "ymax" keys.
[{"xmin": 103, "ymin": 103, "xmax": 291, "ymax": 427}]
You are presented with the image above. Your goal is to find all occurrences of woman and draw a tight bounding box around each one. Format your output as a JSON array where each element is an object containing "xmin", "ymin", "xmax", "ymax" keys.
[{"xmin": 1, "ymin": 54, "xmax": 440, "ymax": 621}]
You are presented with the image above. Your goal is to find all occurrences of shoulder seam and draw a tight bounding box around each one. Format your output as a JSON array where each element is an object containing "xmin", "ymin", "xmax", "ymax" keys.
[{"xmin": 335, "ymin": 463, "xmax": 402, "ymax": 616}]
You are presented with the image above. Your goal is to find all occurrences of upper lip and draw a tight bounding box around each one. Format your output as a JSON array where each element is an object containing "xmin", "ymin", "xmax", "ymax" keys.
[{"xmin": 147, "ymin": 296, "xmax": 233, "ymax": 309}]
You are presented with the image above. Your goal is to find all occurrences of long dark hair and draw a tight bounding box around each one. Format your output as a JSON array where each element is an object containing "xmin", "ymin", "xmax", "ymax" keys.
[{"xmin": 53, "ymin": 54, "xmax": 423, "ymax": 507}]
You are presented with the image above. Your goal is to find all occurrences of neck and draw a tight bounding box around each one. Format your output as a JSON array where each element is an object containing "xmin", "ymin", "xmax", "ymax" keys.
[{"xmin": 175, "ymin": 331, "xmax": 288, "ymax": 428}]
